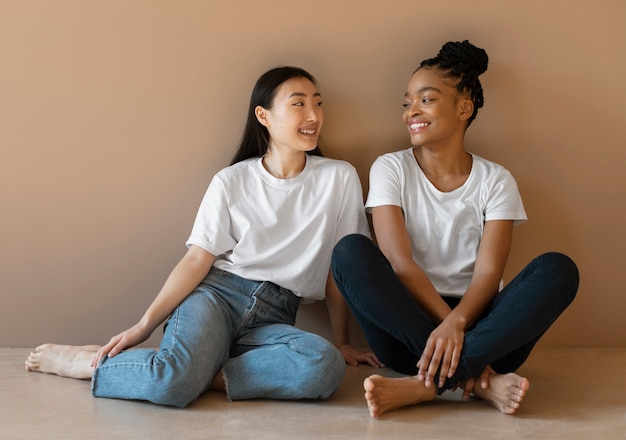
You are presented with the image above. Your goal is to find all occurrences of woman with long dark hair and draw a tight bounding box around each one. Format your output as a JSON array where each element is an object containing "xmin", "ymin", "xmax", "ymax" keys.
[{"xmin": 26, "ymin": 66, "xmax": 381, "ymax": 407}]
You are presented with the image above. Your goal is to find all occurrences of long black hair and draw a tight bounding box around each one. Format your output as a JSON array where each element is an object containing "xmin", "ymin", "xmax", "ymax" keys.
[
  {"xmin": 418, "ymin": 40, "xmax": 488, "ymax": 127},
  {"xmin": 230, "ymin": 66, "xmax": 323, "ymax": 165}
]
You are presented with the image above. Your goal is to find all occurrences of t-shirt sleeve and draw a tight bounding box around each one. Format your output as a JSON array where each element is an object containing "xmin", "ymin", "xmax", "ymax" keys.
[
  {"xmin": 186, "ymin": 175, "xmax": 238, "ymax": 256},
  {"xmin": 485, "ymin": 169, "xmax": 528, "ymax": 225},
  {"xmin": 365, "ymin": 155, "xmax": 402, "ymax": 212}
]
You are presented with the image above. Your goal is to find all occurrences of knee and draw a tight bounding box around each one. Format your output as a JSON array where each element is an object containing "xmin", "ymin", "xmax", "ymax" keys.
[
  {"xmin": 149, "ymin": 371, "xmax": 202, "ymax": 408},
  {"xmin": 331, "ymin": 233, "xmax": 373, "ymax": 276},
  {"xmin": 296, "ymin": 336, "xmax": 346, "ymax": 399},
  {"xmin": 537, "ymin": 252, "xmax": 580, "ymax": 302}
]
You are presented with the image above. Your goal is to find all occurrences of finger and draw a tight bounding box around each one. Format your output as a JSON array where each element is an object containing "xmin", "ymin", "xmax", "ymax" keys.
[
  {"xmin": 91, "ymin": 352, "xmax": 101, "ymax": 368},
  {"xmin": 447, "ymin": 345, "xmax": 461, "ymax": 378},
  {"xmin": 106, "ymin": 336, "xmax": 126, "ymax": 358},
  {"xmin": 356, "ymin": 352, "xmax": 380, "ymax": 368},
  {"xmin": 463, "ymin": 377, "xmax": 476, "ymax": 399},
  {"xmin": 481, "ymin": 366, "xmax": 493, "ymax": 389},
  {"xmin": 462, "ymin": 380, "xmax": 474, "ymax": 399},
  {"xmin": 439, "ymin": 340, "xmax": 459, "ymax": 387},
  {"xmin": 342, "ymin": 353, "xmax": 359, "ymax": 366},
  {"xmin": 92, "ymin": 344, "xmax": 112, "ymax": 366},
  {"xmin": 369, "ymin": 353, "xmax": 385, "ymax": 368},
  {"xmin": 417, "ymin": 341, "xmax": 435, "ymax": 381},
  {"xmin": 92, "ymin": 343, "xmax": 112, "ymax": 367},
  {"xmin": 425, "ymin": 346, "xmax": 443, "ymax": 388},
  {"xmin": 361, "ymin": 355, "xmax": 376, "ymax": 367},
  {"xmin": 438, "ymin": 356, "xmax": 450, "ymax": 388}
]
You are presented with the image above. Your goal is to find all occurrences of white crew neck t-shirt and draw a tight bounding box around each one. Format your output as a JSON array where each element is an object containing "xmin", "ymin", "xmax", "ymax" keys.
[
  {"xmin": 187, "ymin": 155, "xmax": 370, "ymax": 301},
  {"xmin": 366, "ymin": 148, "xmax": 527, "ymax": 298}
]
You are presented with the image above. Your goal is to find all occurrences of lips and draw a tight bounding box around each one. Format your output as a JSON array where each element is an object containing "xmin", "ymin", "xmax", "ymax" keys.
[{"xmin": 299, "ymin": 128, "xmax": 317, "ymax": 135}]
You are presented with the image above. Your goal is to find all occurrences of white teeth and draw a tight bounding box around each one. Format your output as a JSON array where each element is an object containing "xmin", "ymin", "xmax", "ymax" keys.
[
  {"xmin": 300, "ymin": 129, "xmax": 316, "ymax": 134},
  {"xmin": 410, "ymin": 122, "xmax": 429, "ymax": 129}
]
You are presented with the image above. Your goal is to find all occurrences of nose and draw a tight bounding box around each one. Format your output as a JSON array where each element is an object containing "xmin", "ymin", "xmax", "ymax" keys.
[
  {"xmin": 407, "ymin": 102, "xmax": 422, "ymax": 117},
  {"xmin": 306, "ymin": 103, "xmax": 321, "ymax": 122}
]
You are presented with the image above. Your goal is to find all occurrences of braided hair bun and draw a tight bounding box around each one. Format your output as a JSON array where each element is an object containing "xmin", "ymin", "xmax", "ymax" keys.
[{"xmin": 418, "ymin": 40, "xmax": 488, "ymax": 125}]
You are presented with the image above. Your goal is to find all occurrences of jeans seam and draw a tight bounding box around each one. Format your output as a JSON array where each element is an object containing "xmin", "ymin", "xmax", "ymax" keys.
[{"xmin": 233, "ymin": 281, "xmax": 267, "ymax": 338}]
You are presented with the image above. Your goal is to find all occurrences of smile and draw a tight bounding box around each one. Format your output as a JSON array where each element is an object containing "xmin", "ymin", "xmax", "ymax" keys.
[
  {"xmin": 299, "ymin": 129, "xmax": 317, "ymax": 135},
  {"xmin": 409, "ymin": 122, "xmax": 429, "ymax": 129}
]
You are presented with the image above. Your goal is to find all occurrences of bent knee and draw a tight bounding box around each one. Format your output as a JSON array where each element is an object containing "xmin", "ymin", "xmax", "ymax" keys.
[
  {"xmin": 537, "ymin": 252, "xmax": 580, "ymax": 301},
  {"xmin": 333, "ymin": 234, "xmax": 371, "ymax": 258},
  {"xmin": 147, "ymin": 377, "xmax": 203, "ymax": 408},
  {"xmin": 297, "ymin": 338, "xmax": 346, "ymax": 399},
  {"xmin": 331, "ymin": 233, "xmax": 373, "ymax": 273},
  {"xmin": 539, "ymin": 252, "xmax": 579, "ymax": 283}
]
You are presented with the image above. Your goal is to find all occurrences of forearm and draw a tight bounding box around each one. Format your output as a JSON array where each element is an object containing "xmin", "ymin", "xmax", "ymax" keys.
[
  {"xmin": 372, "ymin": 205, "xmax": 451, "ymax": 323},
  {"xmin": 448, "ymin": 219, "xmax": 513, "ymax": 329},
  {"xmin": 325, "ymin": 274, "xmax": 351, "ymax": 347},
  {"xmin": 447, "ymin": 273, "xmax": 500, "ymax": 329},
  {"xmin": 394, "ymin": 262, "xmax": 451, "ymax": 324},
  {"xmin": 140, "ymin": 246, "xmax": 215, "ymax": 332}
]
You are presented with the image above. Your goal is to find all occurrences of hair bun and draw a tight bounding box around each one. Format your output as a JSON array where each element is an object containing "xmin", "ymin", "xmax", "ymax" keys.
[{"xmin": 439, "ymin": 40, "xmax": 488, "ymax": 75}]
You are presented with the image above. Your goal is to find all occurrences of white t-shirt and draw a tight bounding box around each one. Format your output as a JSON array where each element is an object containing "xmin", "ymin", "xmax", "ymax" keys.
[
  {"xmin": 187, "ymin": 155, "xmax": 370, "ymax": 301},
  {"xmin": 366, "ymin": 148, "xmax": 527, "ymax": 298}
]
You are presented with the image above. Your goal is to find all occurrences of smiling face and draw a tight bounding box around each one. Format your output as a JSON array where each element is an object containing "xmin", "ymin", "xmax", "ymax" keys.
[
  {"xmin": 402, "ymin": 67, "xmax": 473, "ymax": 149},
  {"xmin": 255, "ymin": 76, "xmax": 323, "ymax": 155}
]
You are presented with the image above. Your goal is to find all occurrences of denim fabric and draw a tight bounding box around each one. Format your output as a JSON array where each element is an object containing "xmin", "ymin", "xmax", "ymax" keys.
[
  {"xmin": 331, "ymin": 234, "xmax": 578, "ymax": 393},
  {"xmin": 91, "ymin": 268, "xmax": 345, "ymax": 407}
]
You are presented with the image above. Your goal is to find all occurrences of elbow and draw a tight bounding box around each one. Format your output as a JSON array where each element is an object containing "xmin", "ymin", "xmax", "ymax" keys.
[{"xmin": 385, "ymin": 255, "xmax": 414, "ymax": 279}]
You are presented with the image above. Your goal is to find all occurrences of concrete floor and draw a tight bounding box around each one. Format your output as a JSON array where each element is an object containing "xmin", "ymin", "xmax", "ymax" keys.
[{"xmin": 1, "ymin": 347, "xmax": 624, "ymax": 439}]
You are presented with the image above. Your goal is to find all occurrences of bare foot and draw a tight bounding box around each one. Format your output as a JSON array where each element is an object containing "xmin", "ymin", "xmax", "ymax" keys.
[
  {"xmin": 472, "ymin": 372, "xmax": 530, "ymax": 414},
  {"xmin": 25, "ymin": 344, "xmax": 99, "ymax": 379},
  {"xmin": 363, "ymin": 374, "xmax": 437, "ymax": 417}
]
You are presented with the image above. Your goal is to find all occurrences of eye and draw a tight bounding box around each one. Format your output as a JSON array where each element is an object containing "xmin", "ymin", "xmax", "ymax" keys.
[
  {"xmin": 293, "ymin": 102, "xmax": 304, "ymax": 106},
  {"xmin": 402, "ymin": 101, "xmax": 411, "ymax": 108},
  {"xmin": 315, "ymin": 101, "xmax": 323, "ymax": 107},
  {"xmin": 422, "ymin": 97, "xmax": 435, "ymax": 104}
]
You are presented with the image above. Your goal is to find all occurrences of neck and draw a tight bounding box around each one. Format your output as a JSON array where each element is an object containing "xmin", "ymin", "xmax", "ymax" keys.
[
  {"xmin": 413, "ymin": 146, "xmax": 471, "ymax": 177},
  {"xmin": 262, "ymin": 149, "xmax": 307, "ymax": 179}
]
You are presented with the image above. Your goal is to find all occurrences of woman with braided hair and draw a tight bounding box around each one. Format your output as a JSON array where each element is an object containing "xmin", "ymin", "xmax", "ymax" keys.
[{"xmin": 331, "ymin": 40, "xmax": 579, "ymax": 417}]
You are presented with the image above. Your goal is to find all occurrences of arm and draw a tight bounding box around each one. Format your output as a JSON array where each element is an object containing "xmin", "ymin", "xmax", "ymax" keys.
[
  {"xmin": 418, "ymin": 220, "xmax": 514, "ymax": 387},
  {"xmin": 371, "ymin": 205, "xmax": 452, "ymax": 322},
  {"xmin": 325, "ymin": 272, "xmax": 384, "ymax": 368},
  {"xmin": 448, "ymin": 220, "xmax": 513, "ymax": 329},
  {"xmin": 92, "ymin": 245, "xmax": 216, "ymax": 366}
]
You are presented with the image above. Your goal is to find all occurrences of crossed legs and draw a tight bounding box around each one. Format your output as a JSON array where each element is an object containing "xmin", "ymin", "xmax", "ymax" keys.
[{"xmin": 332, "ymin": 234, "xmax": 577, "ymax": 417}]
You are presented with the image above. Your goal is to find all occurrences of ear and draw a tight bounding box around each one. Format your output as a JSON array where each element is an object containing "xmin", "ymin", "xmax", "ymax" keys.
[
  {"xmin": 255, "ymin": 105, "xmax": 270, "ymax": 127},
  {"xmin": 458, "ymin": 98, "xmax": 474, "ymax": 121}
]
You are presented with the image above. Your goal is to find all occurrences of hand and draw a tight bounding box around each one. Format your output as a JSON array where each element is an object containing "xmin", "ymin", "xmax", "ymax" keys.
[
  {"xmin": 91, "ymin": 321, "xmax": 154, "ymax": 367},
  {"xmin": 338, "ymin": 344, "xmax": 385, "ymax": 368},
  {"xmin": 416, "ymin": 317, "xmax": 465, "ymax": 388},
  {"xmin": 459, "ymin": 365, "xmax": 494, "ymax": 399}
]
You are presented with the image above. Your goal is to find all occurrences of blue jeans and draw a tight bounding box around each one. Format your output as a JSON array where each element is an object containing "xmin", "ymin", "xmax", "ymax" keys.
[
  {"xmin": 331, "ymin": 234, "xmax": 579, "ymax": 393},
  {"xmin": 91, "ymin": 268, "xmax": 345, "ymax": 407}
]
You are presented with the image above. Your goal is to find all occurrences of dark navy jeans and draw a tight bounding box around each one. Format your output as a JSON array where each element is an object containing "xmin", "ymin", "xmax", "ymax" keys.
[{"xmin": 331, "ymin": 234, "xmax": 579, "ymax": 393}]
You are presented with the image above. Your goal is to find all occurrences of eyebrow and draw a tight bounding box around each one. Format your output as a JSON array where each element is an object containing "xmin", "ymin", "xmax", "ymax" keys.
[
  {"xmin": 404, "ymin": 86, "xmax": 442, "ymax": 97},
  {"xmin": 288, "ymin": 92, "xmax": 322, "ymax": 98}
]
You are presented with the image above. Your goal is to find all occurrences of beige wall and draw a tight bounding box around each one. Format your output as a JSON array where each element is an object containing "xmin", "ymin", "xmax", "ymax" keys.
[{"xmin": 2, "ymin": 0, "xmax": 625, "ymax": 348}]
